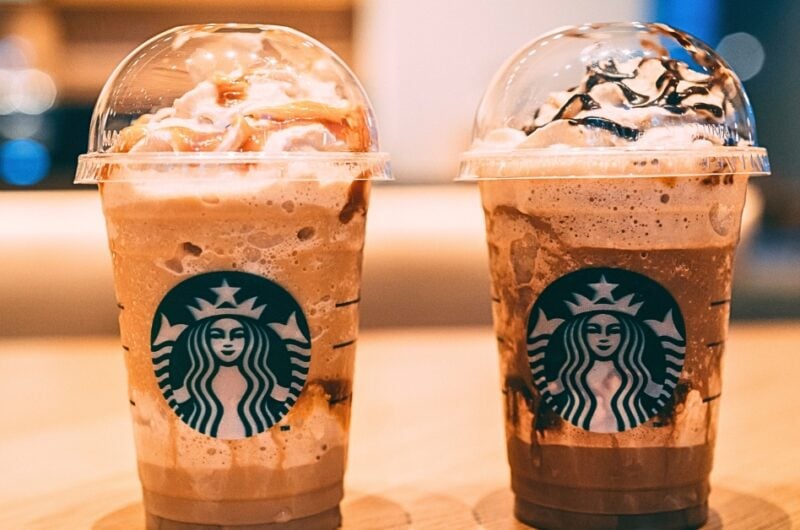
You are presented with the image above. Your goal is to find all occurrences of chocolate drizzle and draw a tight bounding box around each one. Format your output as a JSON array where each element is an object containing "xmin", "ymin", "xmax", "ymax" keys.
[
  {"xmin": 504, "ymin": 376, "xmax": 561, "ymax": 433},
  {"xmin": 692, "ymin": 102, "xmax": 724, "ymax": 118},
  {"xmin": 552, "ymin": 93, "xmax": 600, "ymax": 121},
  {"xmin": 650, "ymin": 60, "xmax": 724, "ymax": 118},
  {"xmin": 568, "ymin": 116, "xmax": 641, "ymax": 141},
  {"xmin": 653, "ymin": 380, "xmax": 692, "ymax": 427},
  {"xmin": 583, "ymin": 60, "xmax": 650, "ymax": 107},
  {"xmin": 525, "ymin": 52, "xmax": 733, "ymax": 142},
  {"xmin": 316, "ymin": 378, "xmax": 353, "ymax": 405}
]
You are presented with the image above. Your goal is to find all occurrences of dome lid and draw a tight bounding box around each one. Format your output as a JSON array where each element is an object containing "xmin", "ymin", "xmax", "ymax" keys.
[
  {"xmin": 459, "ymin": 22, "xmax": 769, "ymax": 179},
  {"xmin": 77, "ymin": 24, "xmax": 389, "ymax": 182}
]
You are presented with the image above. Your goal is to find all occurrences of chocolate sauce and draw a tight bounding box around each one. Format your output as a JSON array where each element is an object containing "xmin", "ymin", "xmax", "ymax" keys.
[
  {"xmin": 316, "ymin": 378, "xmax": 353, "ymax": 405},
  {"xmin": 552, "ymin": 94, "xmax": 600, "ymax": 121},
  {"xmin": 526, "ymin": 53, "xmax": 733, "ymax": 142},
  {"xmin": 655, "ymin": 23, "xmax": 719, "ymax": 72},
  {"xmin": 692, "ymin": 102, "xmax": 724, "ymax": 118},
  {"xmin": 583, "ymin": 61, "xmax": 649, "ymax": 107},
  {"xmin": 652, "ymin": 380, "xmax": 692, "ymax": 427},
  {"xmin": 568, "ymin": 117, "xmax": 641, "ymax": 141},
  {"xmin": 503, "ymin": 376, "xmax": 533, "ymax": 428}
]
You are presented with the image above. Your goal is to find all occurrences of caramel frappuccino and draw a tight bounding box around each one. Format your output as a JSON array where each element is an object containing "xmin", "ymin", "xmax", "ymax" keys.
[{"xmin": 77, "ymin": 25, "xmax": 389, "ymax": 529}]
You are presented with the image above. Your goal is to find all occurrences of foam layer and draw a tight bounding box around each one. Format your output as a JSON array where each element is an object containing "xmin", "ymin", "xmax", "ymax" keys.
[
  {"xmin": 478, "ymin": 174, "xmax": 747, "ymax": 251},
  {"xmin": 101, "ymin": 166, "xmax": 366, "ymax": 206}
]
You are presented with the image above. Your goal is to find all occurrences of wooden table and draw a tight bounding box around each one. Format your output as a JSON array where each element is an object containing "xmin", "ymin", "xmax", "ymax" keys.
[{"xmin": 1, "ymin": 324, "xmax": 798, "ymax": 529}]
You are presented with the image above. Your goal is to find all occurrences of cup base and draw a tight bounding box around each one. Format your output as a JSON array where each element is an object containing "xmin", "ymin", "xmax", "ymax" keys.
[
  {"xmin": 514, "ymin": 497, "xmax": 707, "ymax": 530},
  {"xmin": 145, "ymin": 506, "xmax": 342, "ymax": 530},
  {"xmin": 142, "ymin": 480, "xmax": 343, "ymax": 528}
]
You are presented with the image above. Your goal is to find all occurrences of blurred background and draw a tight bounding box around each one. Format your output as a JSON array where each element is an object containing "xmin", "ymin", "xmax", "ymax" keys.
[{"xmin": 0, "ymin": 0, "xmax": 797, "ymax": 336}]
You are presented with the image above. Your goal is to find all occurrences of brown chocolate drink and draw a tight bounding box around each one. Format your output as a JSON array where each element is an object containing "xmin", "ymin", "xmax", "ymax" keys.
[
  {"xmin": 459, "ymin": 22, "xmax": 769, "ymax": 530},
  {"xmin": 480, "ymin": 173, "xmax": 742, "ymax": 528}
]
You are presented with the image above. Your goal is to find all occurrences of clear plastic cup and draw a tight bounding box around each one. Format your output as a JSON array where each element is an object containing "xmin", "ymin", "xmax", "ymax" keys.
[
  {"xmin": 459, "ymin": 22, "xmax": 769, "ymax": 529},
  {"xmin": 76, "ymin": 24, "xmax": 390, "ymax": 529}
]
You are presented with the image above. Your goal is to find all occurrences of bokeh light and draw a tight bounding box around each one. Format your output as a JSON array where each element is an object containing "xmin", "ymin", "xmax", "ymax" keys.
[
  {"xmin": 0, "ymin": 36, "xmax": 31, "ymax": 69},
  {"xmin": 10, "ymin": 69, "xmax": 57, "ymax": 115},
  {"xmin": 0, "ymin": 114, "xmax": 43, "ymax": 139},
  {"xmin": 0, "ymin": 36, "xmax": 57, "ymax": 116},
  {"xmin": 0, "ymin": 69, "xmax": 15, "ymax": 115},
  {"xmin": 0, "ymin": 139, "xmax": 51, "ymax": 186},
  {"xmin": 716, "ymin": 32, "xmax": 765, "ymax": 82}
]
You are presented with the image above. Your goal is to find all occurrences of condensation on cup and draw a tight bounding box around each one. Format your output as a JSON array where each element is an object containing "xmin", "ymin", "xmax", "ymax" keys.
[
  {"xmin": 76, "ymin": 24, "xmax": 390, "ymax": 529},
  {"xmin": 459, "ymin": 22, "xmax": 769, "ymax": 530}
]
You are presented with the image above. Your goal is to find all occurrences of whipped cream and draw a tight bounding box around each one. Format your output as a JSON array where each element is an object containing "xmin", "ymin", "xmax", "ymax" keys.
[
  {"xmin": 113, "ymin": 32, "xmax": 368, "ymax": 154},
  {"xmin": 478, "ymin": 57, "xmax": 742, "ymax": 151}
]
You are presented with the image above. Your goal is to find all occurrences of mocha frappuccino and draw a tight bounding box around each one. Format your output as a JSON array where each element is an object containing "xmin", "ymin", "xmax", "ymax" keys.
[
  {"xmin": 77, "ymin": 25, "xmax": 389, "ymax": 529},
  {"xmin": 460, "ymin": 23, "xmax": 769, "ymax": 529}
]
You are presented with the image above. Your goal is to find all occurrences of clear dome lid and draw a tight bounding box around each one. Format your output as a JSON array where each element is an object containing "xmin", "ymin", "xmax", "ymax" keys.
[
  {"xmin": 76, "ymin": 24, "xmax": 390, "ymax": 182},
  {"xmin": 460, "ymin": 22, "xmax": 769, "ymax": 179}
]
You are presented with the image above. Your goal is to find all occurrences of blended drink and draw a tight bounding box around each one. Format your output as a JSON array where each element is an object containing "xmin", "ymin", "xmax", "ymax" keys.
[
  {"xmin": 460, "ymin": 23, "xmax": 769, "ymax": 529},
  {"xmin": 76, "ymin": 25, "xmax": 389, "ymax": 529}
]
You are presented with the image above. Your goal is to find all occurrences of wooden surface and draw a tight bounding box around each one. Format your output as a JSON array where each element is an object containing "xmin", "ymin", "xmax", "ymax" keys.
[{"xmin": 1, "ymin": 324, "xmax": 799, "ymax": 529}]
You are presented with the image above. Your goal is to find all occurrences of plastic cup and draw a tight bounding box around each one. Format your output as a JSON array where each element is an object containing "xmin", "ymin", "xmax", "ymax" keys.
[
  {"xmin": 459, "ymin": 22, "xmax": 769, "ymax": 529},
  {"xmin": 76, "ymin": 24, "xmax": 390, "ymax": 529}
]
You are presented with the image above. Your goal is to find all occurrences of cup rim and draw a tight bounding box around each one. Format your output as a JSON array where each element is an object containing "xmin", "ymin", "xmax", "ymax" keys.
[
  {"xmin": 75, "ymin": 151, "xmax": 392, "ymax": 183},
  {"xmin": 457, "ymin": 146, "xmax": 769, "ymax": 180}
]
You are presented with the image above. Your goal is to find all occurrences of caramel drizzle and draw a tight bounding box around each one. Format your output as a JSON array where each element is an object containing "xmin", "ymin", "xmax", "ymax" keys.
[
  {"xmin": 215, "ymin": 75, "xmax": 248, "ymax": 107},
  {"xmin": 112, "ymin": 74, "xmax": 372, "ymax": 154}
]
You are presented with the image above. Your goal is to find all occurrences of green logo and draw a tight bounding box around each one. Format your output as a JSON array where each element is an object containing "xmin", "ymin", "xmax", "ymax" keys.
[
  {"xmin": 151, "ymin": 271, "xmax": 311, "ymax": 439},
  {"xmin": 527, "ymin": 267, "xmax": 686, "ymax": 433}
]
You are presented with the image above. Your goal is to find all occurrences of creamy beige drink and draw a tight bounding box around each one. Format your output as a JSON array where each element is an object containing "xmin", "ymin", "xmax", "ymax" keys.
[
  {"xmin": 460, "ymin": 23, "xmax": 769, "ymax": 529},
  {"xmin": 76, "ymin": 25, "xmax": 389, "ymax": 529}
]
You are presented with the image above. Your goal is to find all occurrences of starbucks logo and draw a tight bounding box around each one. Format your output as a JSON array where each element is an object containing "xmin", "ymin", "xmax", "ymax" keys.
[
  {"xmin": 527, "ymin": 268, "xmax": 686, "ymax": 433},
  {"xmin": 150, "ymin": 271, "xmax": 311, "ymax": 439}
]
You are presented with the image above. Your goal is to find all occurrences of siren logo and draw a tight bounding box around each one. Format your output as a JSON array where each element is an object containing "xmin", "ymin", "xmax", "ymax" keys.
[
  {"xmin": 150, "ymin": 271, "xmax": 311, "ymax": 439},
  {"xmin": 527, "ymin": 268, "xmax": 686, "ymax": 433}
]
